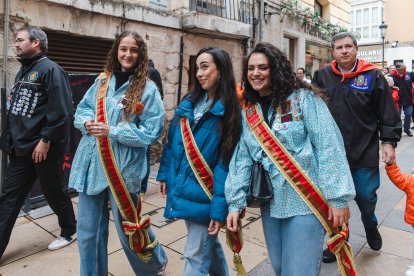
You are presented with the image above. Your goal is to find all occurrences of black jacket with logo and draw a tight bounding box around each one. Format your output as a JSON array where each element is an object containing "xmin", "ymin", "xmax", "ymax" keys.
[
  {"xmin": 1, "ymin": 53, "xmax": 73, "ymax": 155},
  {"xmin": 312, "ymin": 60, "xmax": 401, "ymax": 168}
]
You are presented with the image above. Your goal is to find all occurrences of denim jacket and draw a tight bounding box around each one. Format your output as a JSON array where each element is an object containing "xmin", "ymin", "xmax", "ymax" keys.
[
  {"xmin": 225, "ymin": 89, "xmax": 356, "ymax": 218},
  {"xmin": 69, "ymin": 76, "xmax": 164, "ymax": 195}
]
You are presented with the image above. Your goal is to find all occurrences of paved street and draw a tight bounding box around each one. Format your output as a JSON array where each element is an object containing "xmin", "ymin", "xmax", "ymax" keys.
[{"xmin": 1, "ymin": 133, "xmax": 413, "ymax": 275}]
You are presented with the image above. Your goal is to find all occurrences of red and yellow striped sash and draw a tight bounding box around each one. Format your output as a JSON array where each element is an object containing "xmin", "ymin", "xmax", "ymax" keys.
[
  {"xmin": 245, "ymin": 104, "xmax": 356, "ymax": 276},
  {"xmin": 180, "ymin": 117, "xmax": 247, "ymax": 276},
  {"xmin": 96, "ymin": 72, "xmax": 157, "ymax": 261}
]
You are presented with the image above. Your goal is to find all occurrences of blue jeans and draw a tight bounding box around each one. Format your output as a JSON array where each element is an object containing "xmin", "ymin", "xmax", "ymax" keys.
[
  {"xmin": 351, "ymin": 167, "xmax": 380, "ymax": 228},
  {"xmin": 182, "ymin": 220, "xmax": 229, "ymax": 276},
  {"xmin": 77, "ymin": 189, "xmax": 167, "ymax": 276},
  {"xmin": 260, "ymin": 206, "xmax": 325, "ymax": 276},
  {"xmin": 400, "ymin": 105, "xmax": 413, "ymax": 132}
]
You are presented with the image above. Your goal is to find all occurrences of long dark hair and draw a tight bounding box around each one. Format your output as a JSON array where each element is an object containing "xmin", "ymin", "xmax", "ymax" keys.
[
  {"xmin": 104, "ymin": 31, "xmax": 148, "ymax": 118},
  {"xmin": 243, "ymin": 43, "xmax": 318, "ymax": 109},
  {"xmin": 190, "ymin": 47, "xmax": 242, "ymax": 164}
]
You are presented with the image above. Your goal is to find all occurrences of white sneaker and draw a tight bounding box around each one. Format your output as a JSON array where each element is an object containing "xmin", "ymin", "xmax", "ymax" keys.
[
  {"xmin": 406, "ymin": 265, "xmax": 414, "ymax": 276},
  {"xmin": 48, "ymin": 233, "xmax": 77, "ymax": 251}
]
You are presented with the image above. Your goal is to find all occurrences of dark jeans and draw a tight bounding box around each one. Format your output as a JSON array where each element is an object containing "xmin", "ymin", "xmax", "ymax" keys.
[
  {"xmin": 0, "ymin": 149, "xmax": 76, "ymax": 257},
  {"xmin": 352, "ymin": 167, "xmax": 380, "ymax": 229},
  {"xmin": 399, "ymin": 105, "xmax": 413, "ymax": 132}
]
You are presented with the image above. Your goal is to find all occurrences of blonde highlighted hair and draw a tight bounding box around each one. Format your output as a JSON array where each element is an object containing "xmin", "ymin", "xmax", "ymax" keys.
[{"xmin": 104, "ymin": 31, "xmax": 148, "ymax": 119}]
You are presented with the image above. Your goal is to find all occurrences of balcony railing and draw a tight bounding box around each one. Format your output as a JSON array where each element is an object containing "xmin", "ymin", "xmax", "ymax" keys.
[{"xmin": 190, "ymin": 0, "xmax": 253, "ymax": 23}]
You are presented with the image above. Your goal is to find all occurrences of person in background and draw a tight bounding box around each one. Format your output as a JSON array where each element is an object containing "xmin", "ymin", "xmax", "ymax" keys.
[
  {"xmin": 69, "ymin": 31, "xmax": 167, "ymax": 276},
  {"xmin": 312, "ymin": 32, "xmax": 402, "ymax": 263},
  {"xmin": 295, "ymin": 67, "xmax": 311, "ymax": 84},
  {"xmin": 0, "ymin": 26, "xmax": 77, "ymax": 257},
  {"xmin": 385, "ymin": 76, "xmax": 400, "ymax": 112},
  {"xmin": 391, "ymin": 63, "xmax": 414, "ymax": 137},
  {"xmin": 140, "ymin": 59, "xmax": 164, "ymax": 200},
  {"xmin": 388, "ymin": 64, "xmax": 396, "ymax": 76}
]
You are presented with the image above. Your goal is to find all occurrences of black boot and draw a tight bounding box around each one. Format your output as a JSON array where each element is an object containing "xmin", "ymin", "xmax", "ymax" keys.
[
  {"xmin": 322, "ymin": 248, "xmax": 336, "ymax": 263},
  {"xmin": 365, "ymin": 227, "xmax": 382, "ymax": 251}
]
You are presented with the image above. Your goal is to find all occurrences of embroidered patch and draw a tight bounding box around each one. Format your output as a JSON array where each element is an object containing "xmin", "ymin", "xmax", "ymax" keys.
[
  {"xmin": 350, "ymin": 74, "xmax": 372, "ymax": 92},
  {"xmin": 28, "ymin": 72, "xmax": 38, "ymax": 82},
  {"xmin": 100, "ymin": 78, "xmax": 107, "ymax": 86},
  {"xmin": 281, "ymin": 113, "xmax": 293, "ymax": 123},
  {"xmin": 294, "ymin": 114, "xmax": 304, "ymax": 121},
  {"xmin": 273, "ymin": 124, "xmax": 289, "ymax": 131},
  {"xmin": 281, "ymin": 100, "xmax": 291, "ymax": 114}
]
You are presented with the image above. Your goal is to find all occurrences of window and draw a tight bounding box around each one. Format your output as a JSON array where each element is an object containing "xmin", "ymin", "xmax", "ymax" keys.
[
  {"xmin": 363, "ymin": 27, "xmax": 369, "ymax": 38},
  {"xmin": 372, "ymin": 7, "xmax": 378, "ymax": 24},
  {"xmin": 283, "ymin": 36, "xmax": 295, "ymax": 64},
  {"xmin": 371, "ymin": 26, "xmax": 378, "ymax": 38},
  {"xmin": 363, "ymin": 8, "xmax": 369, "ymax": 25},
  {"xmin": 356, "ymin": 10, "xmax": 362, "ymax": 25},
  {"xmin": 352, "ymin": 4, "xmax": 382, "ymax": 41},
  {"xmin": 315, "ymin": 1, "xmax": 323, "ymax": 17}
]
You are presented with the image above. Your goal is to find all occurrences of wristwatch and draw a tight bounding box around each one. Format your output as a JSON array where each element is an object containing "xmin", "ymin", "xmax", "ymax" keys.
[
  {"xmin": 41, "ymin": 137, "xmax": 51, "ymax": 145},
  {"xmin": 381, "ymin": 141, "xmax": 397, "ymax": 148}
]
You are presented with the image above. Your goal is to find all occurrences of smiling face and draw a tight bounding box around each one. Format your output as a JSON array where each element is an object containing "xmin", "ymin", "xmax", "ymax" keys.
[
  {"xmin": 117, "ymin": 36, "xmax": 140, "ymax": 72},
  {"xmin": 195, "ymin": 53, "xmax": 220, "ymax": 95},
  {"xmin": 15, "ymin": 30, "xmax": 40, "ymax": 58},
  {"xmin": 332, "ymin": 36, "xmax": 358, "ymax": 70},
  {"xmin": 247, "ymin": 53, "xmax": 271, "ymax": 96}
]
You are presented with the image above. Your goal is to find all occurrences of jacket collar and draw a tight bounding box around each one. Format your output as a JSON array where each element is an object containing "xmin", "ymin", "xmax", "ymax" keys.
[
  {"xmin": 176, "ymin": 93, "xmax": 225, "ymax": 120},
  {"xmin": 392, "ymin": 69, "xmax": 406, "ymax": 80},
  {"xmin": 331, "ymin": 59, "xmax": 377, "ymax": 82},
  {"xmin": 18, "ymin": 53, "xmax": 46, "ymax": 67}
]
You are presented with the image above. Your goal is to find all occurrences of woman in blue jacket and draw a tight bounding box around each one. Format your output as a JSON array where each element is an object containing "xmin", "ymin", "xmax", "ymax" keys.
[{"xmin": 156, "ymin": 47, "xmax": 242, "ymax": 275}]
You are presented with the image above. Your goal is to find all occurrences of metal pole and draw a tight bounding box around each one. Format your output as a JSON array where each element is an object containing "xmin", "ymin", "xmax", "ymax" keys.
[
  {"xmin": 259, "ymin": 0, "xmax": 264, "ymax": 42},
  {"xmin": 382, "ymin": 36, "xmax": 385, "ymax": 69},
  {"xmin": 2, "ymin": 0, "xmax": 11, "ymax": 192}
]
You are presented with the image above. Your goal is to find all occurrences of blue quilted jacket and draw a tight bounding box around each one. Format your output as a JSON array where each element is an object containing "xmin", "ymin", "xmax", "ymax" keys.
[{"xmin": 156, "ymin": 94, "xmax": 229, "ymax": 224}]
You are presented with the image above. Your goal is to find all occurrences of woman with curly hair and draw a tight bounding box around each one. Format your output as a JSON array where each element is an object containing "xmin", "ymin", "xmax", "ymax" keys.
[
  {"xmin": 156, "ymin": 47, "xmax": 242, "ymax": 275},
  {"xmin": 225, "ymin": 43, "xmax": 355, "ymax": 275},
  {"xmin": 69, "ymin": 31, "xmax": 167, "ymax": 275}
]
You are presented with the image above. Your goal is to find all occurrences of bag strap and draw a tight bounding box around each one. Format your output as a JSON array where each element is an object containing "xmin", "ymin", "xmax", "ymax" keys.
[
  {"xmin": 96, "ymin": 72, "xmax": 157, "ymax": 261},
  {"xmin": 180, "ymin": 116, "xmax": 247, "ymax": 276},
  {"xmin": 244, "ymin": 103, "xmax": 356, "ymax": 276}
]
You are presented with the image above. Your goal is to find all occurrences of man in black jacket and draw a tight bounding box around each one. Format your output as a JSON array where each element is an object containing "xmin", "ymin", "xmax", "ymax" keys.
[
  {"xmin": 0, "ymin": 26, "xmax": 76, "ymax": 257},
  {"xmin": 313, "ymin": 32, "xmax": 401, "ymax": 263},
  {"xmin": 391, "ymin": 62, "xmax": 414, "ymax": 136}
]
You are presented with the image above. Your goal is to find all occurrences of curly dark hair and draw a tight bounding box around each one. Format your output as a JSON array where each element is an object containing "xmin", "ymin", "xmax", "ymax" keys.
[
  {"xmin": 243, "ymin": 43, "xmax": 320, "ymax": 109},
  {"xmin": 189, "ymin": 47, "xmax": 242, "ymax": 165}
]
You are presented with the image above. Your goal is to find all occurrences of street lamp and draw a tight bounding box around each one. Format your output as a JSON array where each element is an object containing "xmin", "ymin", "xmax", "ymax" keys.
[{"xmin": 379, "ymin": 21, "xmax": 388, "ymax": 69}]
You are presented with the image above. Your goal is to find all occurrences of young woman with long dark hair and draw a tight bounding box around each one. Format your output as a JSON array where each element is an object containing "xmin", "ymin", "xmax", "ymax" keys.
[
  {"xmin": 69, "ymin": 31, "xmax": 167, "ymax": 276},
  {"xmin": 156, "ymin": 47, "xmax": 242, "ymax": 275},
  {"xmin": 225, "ymin": 43, "xmax": 356, "ymax": 275}
]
